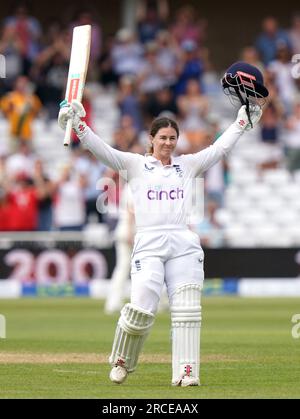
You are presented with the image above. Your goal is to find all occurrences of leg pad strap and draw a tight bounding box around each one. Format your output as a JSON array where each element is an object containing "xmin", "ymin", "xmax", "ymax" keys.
[{"xmin": 170, "ymin": 284, "xmax": 202, "ymax": 384}]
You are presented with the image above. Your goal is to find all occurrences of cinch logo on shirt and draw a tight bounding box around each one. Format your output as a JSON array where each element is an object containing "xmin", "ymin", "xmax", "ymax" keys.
[{"xmin": 147, "ymin": 188, "xmax": 184, "ymax": 200}]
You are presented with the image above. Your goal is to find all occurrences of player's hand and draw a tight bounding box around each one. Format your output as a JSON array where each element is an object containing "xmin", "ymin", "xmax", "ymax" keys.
[
  {"xmin": 234, "ymin": 104, "xmax": 262, "ymax": 131},
  {"xmin": 58, "ymin": 99, "xmax": 88, "ymax": 139}
]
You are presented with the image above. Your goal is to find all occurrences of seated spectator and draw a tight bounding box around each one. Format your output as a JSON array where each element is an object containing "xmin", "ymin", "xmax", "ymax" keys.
[
  {"xmin": 117, "ymin": 75, "xmax": 144, "ymax": 133},
  {"xmin": 70, "ymin": 8, "xmax": 102, "ymax": 66},
  {"xmin": 170, "ymin": 4, "xmax": 206, "ymax": 48},
  {"xmin": 192, "ymin": 199, "xmax": 224, "ymax": 248},
  {"xmin": 268, "ymin": 42, "xmax": 298, "ymax": 115},
  {"xmin": 0, "ymin": 25, "xmax": 23, "ymax": 91},
  {"xmin": 6, "ymin": 173, "xmax": 39, "ymax": 231},
  {"xmin": 111, "ymin": 28, "xmax": 143, "ymax": 79},
  {"xmin": 113, "ymin": 115, "xmax": 139, "ymax": 151},
  {"xmin": 71, "ymin": 92, "xmax": 93, "ymax": 147},
  {"xmin": 32, "ymin": 159, "xmax": 55, "ymax": 231},
  {"xmin": 138, "ymin": 109, "xmax": 194, "ymax": 155},
  {"xmin": 289, "ymin": 12, "xmax": 300, "ymax": 54},
  {"xmin": 73, "ymin": 149, "xmax": 106, "ymax": 224},
  {"xmin": 240, "ymin": 46, "xmax": 265, "ymax": 73},
  {"xmin": 0, "ymin": 186, "xmax": 13, "ymax": 231},
  {"xmin": 155, "ymin": 30, "xmax": 179, "ymax": 88},
  {"xmin": 143, "ymin": 86, "xmax": 178, "ymax": 124},
  {"xmin": 2, "ymin": 3, "xmax": 42, "ymax": 75},
  {"xmin": 204, "ymin": 122, "xmax": 226, "ymax": 207},
  {"xmin": 137, "ymin": 40, "xmax": 168, "ymax": 95},
  {"xmin": 259, "ymin": 75, "xmax": 284, "ymax": 145},
  {"xmin": 0, "ymin": 75, "xmax": 42, "ymax": 150},
  {"xmin": 205, "ymin": 160, "xmax": 225, "ymax": 207},
  {"xmin": 5, "ymin": 140, "xmax": 35, "ymax": 179},
  {"xmin": 0, "ymin": 155, "xmax": 6, "ymax": 182},
  {"xmin": 53, "ymin": 163, "xmax": 86, "ymax": 231},
  {"xmin": 30, "ymin": 29, "xmax": 70, "ymax": 119}
]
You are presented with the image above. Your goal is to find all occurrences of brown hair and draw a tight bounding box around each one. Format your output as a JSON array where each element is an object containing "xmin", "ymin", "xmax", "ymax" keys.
[{"xmin": 148, "ymin": 117, "xmax": 179, "ymax": 154}]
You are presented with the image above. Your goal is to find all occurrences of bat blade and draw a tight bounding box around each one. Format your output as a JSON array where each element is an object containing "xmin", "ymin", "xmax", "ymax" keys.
[{"xmin": 63, "ymin": 25, "xmax": 91, "ymax": 146}]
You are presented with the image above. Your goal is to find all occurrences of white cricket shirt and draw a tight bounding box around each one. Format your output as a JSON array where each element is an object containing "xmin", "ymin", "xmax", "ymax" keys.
[{"xmin": 81, "ymin": 124, "xmax": 244, "ymax": 229}]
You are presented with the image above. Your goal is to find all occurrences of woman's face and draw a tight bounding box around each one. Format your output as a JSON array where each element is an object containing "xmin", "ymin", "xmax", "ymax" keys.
[{"xmin": 151, "ymin": 126, "xmax": 178, "ymax": 160}]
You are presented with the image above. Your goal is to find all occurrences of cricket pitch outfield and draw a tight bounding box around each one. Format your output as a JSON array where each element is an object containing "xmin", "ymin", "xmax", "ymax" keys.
[{"xmin": 0, "ymin": 297, "xmax": 300, "ymax": 399}]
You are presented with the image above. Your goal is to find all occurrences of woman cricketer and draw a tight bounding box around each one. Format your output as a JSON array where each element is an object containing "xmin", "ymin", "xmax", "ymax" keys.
[{"xmin": 58, "ymin": 62, "xmax": 268, "ymax": 387}]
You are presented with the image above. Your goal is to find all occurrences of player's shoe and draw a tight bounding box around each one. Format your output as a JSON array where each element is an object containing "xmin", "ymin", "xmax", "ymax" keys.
[
  {"xmin": 109, "ymin": 366, "xmax": 128, "ymax": 384},
  {"xmin": 172, "ymin": 376, "xmax": 200, "ymax": 387}
]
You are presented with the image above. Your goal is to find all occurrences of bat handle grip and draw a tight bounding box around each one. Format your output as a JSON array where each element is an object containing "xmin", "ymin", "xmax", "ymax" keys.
[{"xmin": 63, "ymin": 119, "xmax": 72, "ymax": 147}]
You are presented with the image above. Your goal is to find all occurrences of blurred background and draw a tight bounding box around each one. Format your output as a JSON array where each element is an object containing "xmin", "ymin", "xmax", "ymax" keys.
[{"xmin": 1, "ymin": 0, "xmax": 300, "ymax": 299}]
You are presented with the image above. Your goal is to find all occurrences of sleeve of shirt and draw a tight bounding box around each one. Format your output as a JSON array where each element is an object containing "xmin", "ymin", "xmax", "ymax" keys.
[
  {"xmin": 187, "ymin": 123, "xmax": 244, "ymax": 176},
  {"xmin": 79, "ymin": 127, "xmax": 140, "ymax": 176}
]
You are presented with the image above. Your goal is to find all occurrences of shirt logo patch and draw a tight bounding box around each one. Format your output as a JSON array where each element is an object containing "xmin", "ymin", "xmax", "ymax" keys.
[
  {"xmin": 147, "ymin": 188, "xmax": 184, "ymax": 200},
  {"xmin": 116, "ymin": 358, "xmax": 126, "ymax": 367},
  {"xmin": 184, "ymin": 364, "xmax": 192, "ymax": 376},
  {"xmin": 173, "ymin": 164, "xmax": 183, "ymax": 178}
]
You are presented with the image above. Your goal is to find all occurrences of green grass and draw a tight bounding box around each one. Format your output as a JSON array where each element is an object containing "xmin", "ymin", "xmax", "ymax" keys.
[{"xmin": 0, "ymin": 297, "xmax": 300, "ymax": 398}]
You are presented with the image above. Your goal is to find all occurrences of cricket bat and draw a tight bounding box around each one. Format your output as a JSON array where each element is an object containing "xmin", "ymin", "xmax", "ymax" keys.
[{"xmin": 63, "ymin": 25, "xmax": 91, "ymax": 146}]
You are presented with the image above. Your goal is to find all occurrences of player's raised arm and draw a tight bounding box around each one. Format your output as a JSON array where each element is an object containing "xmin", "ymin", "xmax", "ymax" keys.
[
  {"xmin": 58, "ymin": 100, "xmax": 139, "ymax": 173},
  {"xmin": 63, "ymin": 25, "xmax": 91, "ymax": 147}
]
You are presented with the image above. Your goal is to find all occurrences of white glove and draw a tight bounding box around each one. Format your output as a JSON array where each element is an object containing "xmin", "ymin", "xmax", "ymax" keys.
[
  {"xmin": 58, "ymin": 99, "xmax": 88, "ymax": 139},
  {"xmin": 234, "ymin": 104, "xmax": 262, "ymax": 131}
]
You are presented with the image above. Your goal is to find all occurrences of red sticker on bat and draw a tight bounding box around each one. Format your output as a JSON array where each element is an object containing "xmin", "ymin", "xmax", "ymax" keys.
[{"xmin": 68, "ymin": 78, "xmax": 80, "ymax": 102}]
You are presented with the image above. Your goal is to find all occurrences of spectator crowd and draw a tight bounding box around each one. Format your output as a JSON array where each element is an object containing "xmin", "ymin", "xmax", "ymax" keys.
[{"xmin": 1, "ymin": 1, "xmax": 300, "ymax": 247}]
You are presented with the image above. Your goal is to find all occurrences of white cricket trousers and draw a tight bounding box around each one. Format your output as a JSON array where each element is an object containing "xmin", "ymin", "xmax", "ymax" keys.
[{"xmin": 130, "ymin": 226, "xmax": 204, "ymax": 314}]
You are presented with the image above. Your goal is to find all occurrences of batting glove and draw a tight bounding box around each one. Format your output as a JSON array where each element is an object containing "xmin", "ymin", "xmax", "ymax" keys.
[
  {"xmin": 58, "ymin": 99, "xmax": 88, "ymax": 139},
  {"xmin": 234, "ymin": 105, "xmax": 262, "ymax": 131}
]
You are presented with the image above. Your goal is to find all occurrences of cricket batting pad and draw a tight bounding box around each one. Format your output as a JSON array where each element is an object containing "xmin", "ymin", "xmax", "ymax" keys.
[
  {"xmin": 170, "ymin": 284, "xmax": 202, "ymax": 385},
  {"xmin": 109, "ymin": 303, "xmax": 155, "ymax": 372}
]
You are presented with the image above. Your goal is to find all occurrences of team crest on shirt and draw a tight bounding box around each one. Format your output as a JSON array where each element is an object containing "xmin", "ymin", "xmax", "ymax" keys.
[{"xmin": 173, "ymin": 164, "xmax": 183, "ymax": 178}]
